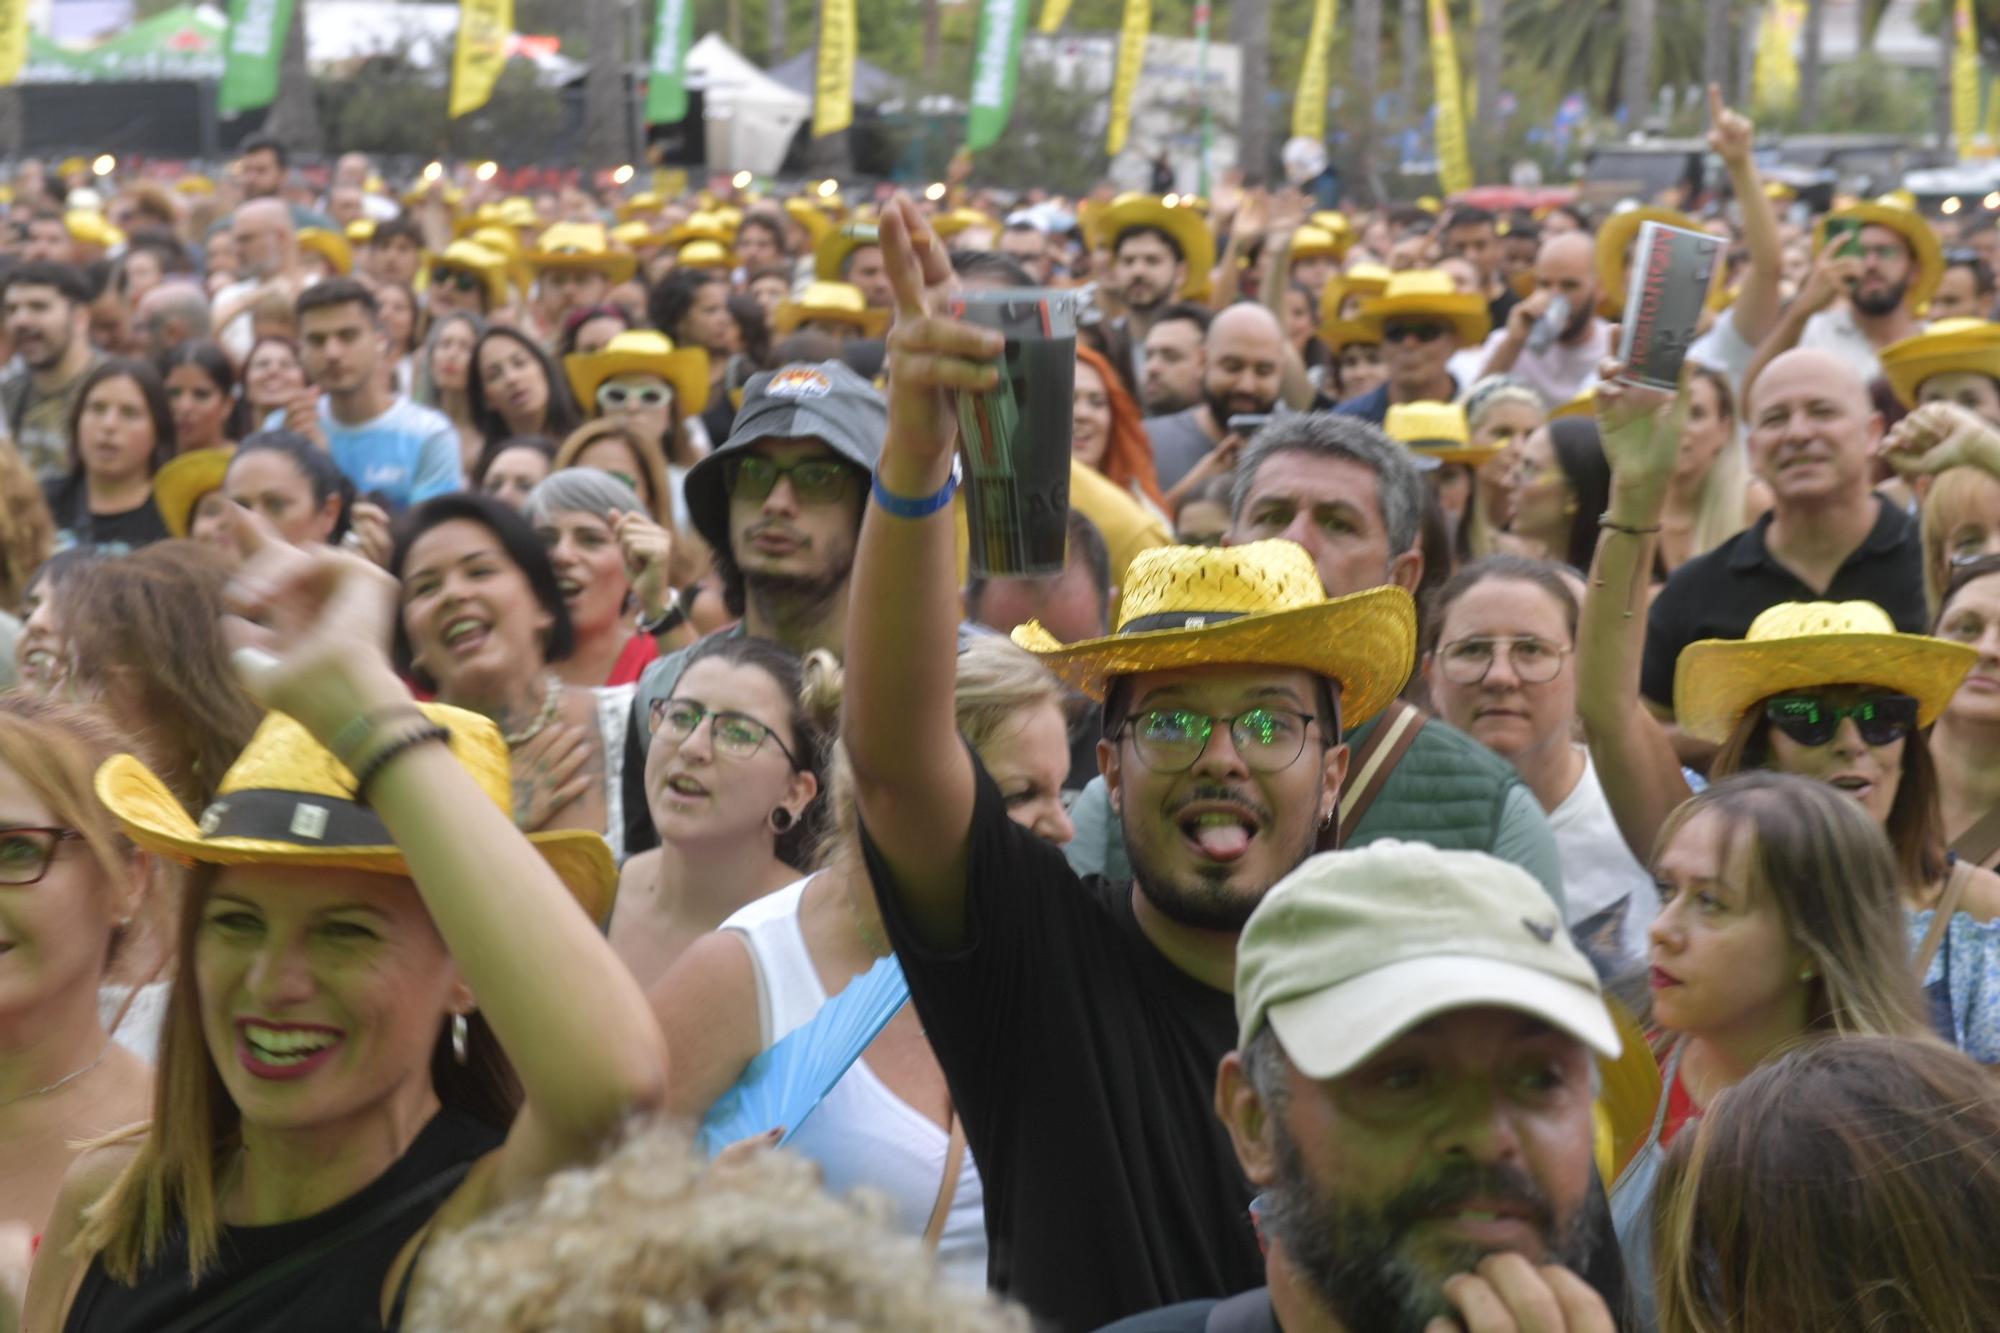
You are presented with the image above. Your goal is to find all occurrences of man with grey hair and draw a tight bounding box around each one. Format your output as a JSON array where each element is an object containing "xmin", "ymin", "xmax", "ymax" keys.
[
  {"xmin": 212, "ymin": 197, "xmax": 303, "ymax": 359},
  {"xmin": 135, "ymin": 280, "xmax": 213, "ymax": 361},
  {"xmin": 1065, "ymin": 412, "xmax": 1564, "ymax": 901}
]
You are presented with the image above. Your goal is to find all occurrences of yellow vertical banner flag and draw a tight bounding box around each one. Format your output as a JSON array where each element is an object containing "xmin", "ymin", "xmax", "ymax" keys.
[
  {"xmin": 1292, "ymin": 0, "xmax": 1337, "ymax": 141},
  {"xmin": 0, "ymin": 0, "xmax": 26, "ymax": 86},
  {"xmin": 1986, "ymin": 69, "xmax": 2000, "ymax": 147},
  {"xmin": 449, "ymin": 0, "xmax": 512, "ymax": 118},
  {"xmin": 813, "ymin": 0, "xmax": 857, "ymax": 137},
  {"xmin": 1754, "ymin": 0, "xmax": 1803, "ymax": 116},
  {"xmin": 1107, "ymin": 0, "xmax": 1150, "ymax": 154},
  {"xmin": 1038, "ymin": 0, "xmax": 1072, "ymax": 34},
  {"xmin": 1953, "ymin": 0, "xmax": 1979, "ymax": 149},
  {"xmin": 1427, "ymin": 0, "xmax": 1472, "ymax": 195}
]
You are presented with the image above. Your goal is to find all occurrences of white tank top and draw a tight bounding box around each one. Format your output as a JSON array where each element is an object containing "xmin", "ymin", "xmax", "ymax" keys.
[{"xmin": 721, "ymin": 875, "xmax": 988, "ymax": 1290}]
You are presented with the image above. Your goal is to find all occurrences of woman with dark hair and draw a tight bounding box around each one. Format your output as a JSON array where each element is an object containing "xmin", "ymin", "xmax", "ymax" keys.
[
  {"xmin": 1656, "ymin": 1036, "xmax": 2000, "ymax": 1333},
  {"xmin": 412, "ymin": 312, "xmax": 485, "ymax": 476},
  {"xmin": 155, "ymin": 341, "xmax": 237, "ymax": 455},
  {"xmin": 43, "ymin": 358, "xmax": 176, "ymax": 552},
  {"xmin": 223, "ymin": 430, "xmax": 354, "ymax": 549},
  {"xmin": 726, "ymin": 293, "xmax": 772, "ymax": 373},
  {"xmin": 239, "ymin": 335, "xmax": 308, "ymax": 431},
  {"xmin": 1507, "ymin": 415, "xmax": 1612, "ymax": 571},
  {"xmin": 21, "ymin": 525, "xmax": 664, "ymax": 1333},
  {"xmin": 555, "ymin": 303, "xmax": 633, "ymax": 362},
  {"xmin": 13, "ymin": 548, "xmax": 101, "ymax": 695},
  {"xmin": 648, "ymin": 268, "xmax": 737, "ymax": 441},
  {"xmin": 375, "ymin": 281, "xmax": 420, "ymax": 395},
  {"xmin": 472, "ymin": 434, "xmax": 558, "ymax": 510},
  {"xmin": 390, "ymin": 492, "xmax": 634, "ymax": 858},
  {"xmin": 468, "ymin": 327, "xmax": 582, "ymax": 451}
]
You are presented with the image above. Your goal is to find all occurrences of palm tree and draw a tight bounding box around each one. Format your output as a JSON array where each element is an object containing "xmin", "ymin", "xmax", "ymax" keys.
[
  {"xmin": 1801, "ymin": 0, "xmax": 1824, "ymax": 125},
  {"xmin": 264, "ymin": 0, "xmax": 322, "ymax": 153},
  {"xmin": 1400, "ymin": 0, "xmax": 1423, "ymax": 127},
  {"xmin": 1475, "ymin": 0, "xmax": 1504, "ymax": 175},
  {"xmin": 1621, "ymin": 0, "xmax": 1655, "ymax": 125},
  {"xmin": 1352, "ymin": 0, "xmax": 1383, "ymax": 202},
  {"xmin": 581, "ymin": 0, "xmax": 626, "ymax": 171},
  {"xmin": 1701, "ymin": 0, "xmax": 1731, "ymax": 96},
  {"xmin": 1232, "ymin": 0, "xmax": 1272, "ymax": 180},
  {"xmin": 1505, "ymin": 0, "xmax": 1704, "ymax": 114}
]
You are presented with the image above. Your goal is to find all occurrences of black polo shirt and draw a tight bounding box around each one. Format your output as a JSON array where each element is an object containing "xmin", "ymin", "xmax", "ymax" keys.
[{"xmin": 1640, "ymin": 496, "xmax": 1926, "ymax": 707}]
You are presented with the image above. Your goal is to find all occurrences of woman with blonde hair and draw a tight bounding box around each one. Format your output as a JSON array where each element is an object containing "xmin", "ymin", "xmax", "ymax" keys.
[
  {"xmin": 1462, "ymin": 375, "xmax": 1543, "ymax": 559},
  {"xmin": 1931, "ymin": 554, "xmax": 2000, "ymax": 870},
  {"xmin": 412, "ymin": 313, "xmax": 486, "ymax": 479},
  {"xmin": 0, "ymin": 437, "xmax": 57, "ymax": 614},
  {"xmin": 1656, "ymin": 365, "xmax": 1763, "ymax": 573},
  {"xmin": 647, "ymin": 636, "xmax": 1075, "ymax": 1288},
  {"xmin": 1655, "ymin": 1036, "xmax": 2000, "ymax": 1333}
]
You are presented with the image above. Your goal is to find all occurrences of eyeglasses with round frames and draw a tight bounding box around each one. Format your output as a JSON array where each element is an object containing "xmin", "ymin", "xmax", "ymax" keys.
[
  {"xmin": 1117, "ymin": 707, "xmax": 1318, "ymax": 774},
  {"xmin": 1435, "ymin": 635, "xmax": 1571, "ymax": 686},
  {"xmin": 648, "ymin": 698, "xmax": 801, "ymax": 768}
]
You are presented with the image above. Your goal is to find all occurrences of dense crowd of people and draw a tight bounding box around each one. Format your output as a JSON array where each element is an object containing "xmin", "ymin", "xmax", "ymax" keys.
[{"xmin": 3, "ymin": 88, "xmax": 2000, "ymax": 1330}]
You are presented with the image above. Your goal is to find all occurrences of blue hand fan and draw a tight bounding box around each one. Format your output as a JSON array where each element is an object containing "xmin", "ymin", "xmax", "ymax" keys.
[{"xmin": 698, "ymin": 953, "xmax": 911, "ymax": 1156}]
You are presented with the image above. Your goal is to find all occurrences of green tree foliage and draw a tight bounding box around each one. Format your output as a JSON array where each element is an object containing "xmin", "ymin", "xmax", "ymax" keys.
[{"xmin": 320, "ymin": 55, "xmax": 568, "ymax": 159}]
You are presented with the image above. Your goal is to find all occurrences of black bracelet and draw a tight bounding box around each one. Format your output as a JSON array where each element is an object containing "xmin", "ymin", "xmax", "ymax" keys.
[
  {"xmin": 352, "ymin": 723, "xmax": 452, "ymax": 806},
  {"xmin": 1598, "ymin": 513, "xmax": 1663, "ymax": 536},
  {"xmin": 636, "ymin": 593, "xmax": 688, "ymax": 637}
]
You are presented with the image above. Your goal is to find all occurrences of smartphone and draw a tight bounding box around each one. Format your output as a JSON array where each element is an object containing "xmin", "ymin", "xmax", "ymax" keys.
[
  {"xmin": 1228, "ymin": 413, "xmax": 1273, "ymax": 438},
  {"xmin": 1825, "ymin": 218, "xmax": 1863, "ymax": 260}
]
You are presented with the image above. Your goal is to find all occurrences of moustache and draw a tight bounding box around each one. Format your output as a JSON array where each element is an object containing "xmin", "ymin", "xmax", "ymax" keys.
[
  {"xmin": 1167, "ymin": 782, "xmax": 1274, "ymax": 826},
  {"xmin": 1381, "ymin": 1159, "xmax": 1556, "ymax": 1240},
  {"xmin": 747, "ymin": 521, "xmax": 809, "ymax": 544}
]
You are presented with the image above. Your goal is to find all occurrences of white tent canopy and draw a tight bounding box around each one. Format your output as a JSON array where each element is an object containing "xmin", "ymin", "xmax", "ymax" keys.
[{"xmin": 684, "ymin": 33, "xmax": 808, "ymax": 177}]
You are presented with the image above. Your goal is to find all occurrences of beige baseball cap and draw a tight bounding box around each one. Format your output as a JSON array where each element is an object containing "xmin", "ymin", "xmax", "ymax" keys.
[{"xmin": 1236, "ymin": 841, "xmax": 1621, "ymax": 1079}]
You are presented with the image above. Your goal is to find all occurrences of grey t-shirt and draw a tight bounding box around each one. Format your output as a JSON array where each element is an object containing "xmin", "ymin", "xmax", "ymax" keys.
[{"xmin": 1143, "ymin": 409, "xmax": 1218, "ymax": 490}]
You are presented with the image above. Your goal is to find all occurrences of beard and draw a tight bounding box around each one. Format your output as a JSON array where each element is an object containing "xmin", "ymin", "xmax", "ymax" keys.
[
  {"xmin": 1851, "ymin": 275, "xmax": 1910, "ymax": 317},
  {"xmin": 1204, "ymin": 383, "xmax": 1277, "ymax": 432},
  {"xmin": 1262, "ymin": 1117, "xmax": 1604, "ymax": 1333},
  {"xmin": 1560, "ymin": 296, "xmax": 1596, "ymax": 343},
  {"xmin": 1125, "ymin": 781, "xmax": 1308, "ymax": 932}
]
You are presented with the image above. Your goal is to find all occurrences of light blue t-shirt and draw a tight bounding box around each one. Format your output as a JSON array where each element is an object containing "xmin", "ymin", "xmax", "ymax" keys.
[{"xmin": 265, "ymin": 396, "xmax": 462, "ymax": 510}]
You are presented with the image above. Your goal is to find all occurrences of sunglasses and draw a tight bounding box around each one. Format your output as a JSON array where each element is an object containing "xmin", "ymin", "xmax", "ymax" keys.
[
  {"xmin": 1763, "ymin": 693, "xmax": 1919, "ymax": 748},
  {"xmin": 598, "ymin": 383, "xmax": 672, "ymax": 411},
  {"xmin": 726, "ymin": 455, "xmax": 852, "ymax": 505},
  {"xmin": 1382, "ymin": 321, "xmax": 1449, "ymax": 344},
  {"xmin": 431, "ymin": 268, "xmax": 485, "ymax": 293}
]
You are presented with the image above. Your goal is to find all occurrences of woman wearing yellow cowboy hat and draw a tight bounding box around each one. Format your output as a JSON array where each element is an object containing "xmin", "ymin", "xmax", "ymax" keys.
[{"xmin": 21, "ymin": 512, "xmax": 663, "ymax": 1332}]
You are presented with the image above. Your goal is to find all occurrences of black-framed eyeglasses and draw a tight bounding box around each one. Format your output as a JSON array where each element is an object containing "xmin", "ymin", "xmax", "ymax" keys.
[
  {"xmin": 598, "ymin": 383, "xmax": 672, "ymax": 411},
  {"xmin": 1436, "ymin": 635, "xmax": 1571, "ymax": 686},
  {"xmin": 1764, "ymin": 693, "xmax": 1919, "ymax": 748},
  {"xmin": 649, "ymin": 698, "xmax": 801, "ymax": 768},
  {"xmin": 0, "ymin": 827, "xmax": 83, "ymax": 886},
  {"xmin": 726, "ymin": 455, "xmax": 853, "ymax": 505},
  {"xmin": 431, "ymin": 267, "xmax": 484, "ymax": 292},
  {"xmin": 1383, "ymin": 321, "xmax": 1449, "ymax": 344},
  {"xmin": 1118, "ymin": 707, "xmax": 1318, "ymax": 774}
]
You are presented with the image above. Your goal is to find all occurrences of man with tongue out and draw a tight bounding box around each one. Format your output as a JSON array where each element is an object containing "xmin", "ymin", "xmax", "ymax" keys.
[{"xmin": 840, "ymin": 196, "xmax": 1420, "ymax": 1331}]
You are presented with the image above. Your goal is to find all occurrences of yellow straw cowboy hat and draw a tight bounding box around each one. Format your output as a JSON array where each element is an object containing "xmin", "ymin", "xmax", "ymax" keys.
[
  {"xmin": 1384, "ymin": 401, "xmax": 1501, "ymax": 468},
  {"xmin": 1289, "ymin": 223, "xmax": 1350, "ymax": 264},
  {"xmin": 1813, "ymin": 196, "xmax": 1945, "ymax": 312},
  {"xmin": 152, "ymin": 446, "xmax": 235, "ymax": 539},
  {"xmin": 526, "ymin": 222, "xmax": 638, "ymax": 285},
  {"xmin": 296, "ymin": 226, "xmax": 354, "ymax": 276},
  {"xmin": 1321, "ymin": 318, "xmax": 1381, "ymax": 353},
  {"xmin": 1321, "ymin": 263, "xmax": 1392, "ymax": 326},
  {"xmin": 931, "ymin": 208, "xmax": 1002, "ymax": 244},
  {"xmin": 772, "ymin": 280, "xmax": 890, "ymax": 338},
  {"xmin": 1594, "ymin": 207, "xmax": 1709, "ymax": 317},
  {"xmin": 1090, "ymin": 193, "xmax": 1215, "ymax": 299},
  {"xmin": 1550, "ymin": 389, "xmax": 1596, "ymax": 420},
  {"xmin": 618, "ymin": 191, "xmax": 664, "ymax": 221},
  {"xmin": 470, "ymin": 225, "xmax": 536, "ymax": 296},
  {"xmin": 564, "ymin": 329, "xmax": 711, "ymax": 417},
  {"xmin": 1879, "ymin": 318, "xmax": 2000, "ymax": 408},
  {"xmin": 610, "ymin": 220, "xmax": 670, "ymax": 252},
  {"xmin": 667, "ymin": 211, "xmax": 735, "ymax": 247},
  {"xmin": 430, "ymin": 240, "xmax": 512, "ymax": 311},
  {"xmin": 784, "ymin": 196, "xmax": 835, "ymax": 249},
  {"xmin": 814, "ymin": 222, "xmax": 881, "ymax": 283},
  {"xmin": 1673, "ymin": 601, "xmax": 1978, "ymax": 745},
  {"xmin": 1355, "ymin": 270, "xmax": 1492, "ymax": 347},
  {"xmin": 344, "ymin": 219, "xmax": 377, "ymax": 245},
  {"xmin": 1011, "ymin": 539, "xmax": 1416, "ymax": 727},
  {"xmin": 675, "ymin": 239, "xmax": 739, "ymax": 271},
  {"xmin": 96, "ymin": 705, "xmax": 618, "ymax": 926}
]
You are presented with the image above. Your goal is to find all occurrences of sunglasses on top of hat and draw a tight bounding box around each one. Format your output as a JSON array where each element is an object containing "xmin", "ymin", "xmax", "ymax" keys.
[
  {"xmin": 1763, "ymin": 693, "xmax": 1919, "ymax": 748},
  {"xmin": 725, "ymin": 455, "xmax": 852, "ymax": 505},
  {"xmin": 1382, "ymin": 321, "xmax": 1450, "ymax": 344}
]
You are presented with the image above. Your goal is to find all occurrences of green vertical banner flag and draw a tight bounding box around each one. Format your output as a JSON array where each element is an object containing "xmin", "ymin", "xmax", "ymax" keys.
[
  {"xmin": 218, "ymin": 0, "xmax": 293, "ymax": 116},
  {"xmin": 646, "ymin": 0, "xmax": 694, "ymax": 124},
  {"xmin": 966, "ymin": 0, "xmax": 1031, "ymax": 152}
]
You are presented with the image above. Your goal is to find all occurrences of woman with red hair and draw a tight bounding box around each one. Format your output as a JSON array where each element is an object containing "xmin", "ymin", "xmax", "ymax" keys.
[{"xmin": 1073, "ymin": 345, "xmax": 1168, "ymax": 520}]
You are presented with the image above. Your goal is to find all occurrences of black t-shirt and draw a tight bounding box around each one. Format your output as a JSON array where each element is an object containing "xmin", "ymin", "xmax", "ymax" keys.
[
  {"xmin": 1639, "ymin": 496, "xmax": 1927, "ymax": 707},
  {"xmin": 42, "ymin": 474, "xmax": 170, "ymax": 555},
  {"xmin": 861, "ymin": 756, "xmax": 1261, "ymax": 1332},
  {"xmin": 65, "ymin": 1107, "xmax": 504, "ymax": 1333}
]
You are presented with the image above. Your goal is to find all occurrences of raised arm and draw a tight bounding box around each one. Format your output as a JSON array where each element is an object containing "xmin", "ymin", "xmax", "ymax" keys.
[
  {"xmin": 1740, "ymin": 235, "xmax": 1859, "ymax": 404},
  {"xmin": 1880, "ymin": 400, "xmax": 2000, "ymax": 482},
  {"xmin": 1576, "ymin": 367, "xmax": 1697, "ymax": 861},
  {"xmin": 221, "ymin": 510, "xmax": 666, "ymax": 1203},
  {"xmin": 842, "ymin": 197, "xmax": 1004, "ymax": 950},
  {"xmin": 1706, "ymin": 84, "xmax": 1783, "ymax": 348}
]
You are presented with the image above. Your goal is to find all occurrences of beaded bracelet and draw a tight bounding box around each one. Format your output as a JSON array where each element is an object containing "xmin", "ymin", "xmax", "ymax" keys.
[
  {"xmin": 328, "ymin": 706, "xmax": 427, "ymax": 769},
  {"xmin": 353, "ymin": 723, "xmax": 453, "ymax": 805}
]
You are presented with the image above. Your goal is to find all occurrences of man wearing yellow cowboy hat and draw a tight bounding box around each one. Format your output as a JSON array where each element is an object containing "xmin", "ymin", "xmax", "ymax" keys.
[
  {"xmin": 771, "ymin": 279, "xmax": 890, "ymax": 345},
  {"xmin": 526, "ymin": 221, "xmax": 638, "ymax": 341},
  {"xmin": 1480, "ymin": 230, "xmax": 1610, "ymax": 406},
  {"xmin": 426, "ymin": 240, "xmax": 510, "ymax": 320},
  {"xmin": 1751, "ymin": 194, "xmax": 1941, "ymax": 385},
  {"xmin": 1332, "ymin": 269, "xmax": 1490, "ymax": 426},
  {"xmin": 1093, "ymin": 194, "xmax": 1216, "ymax": 381},
  {"xmin": 838, "ymin": 197, "xmax": 1554, "ymax": 1330},
  {"xmin": 814, "ymin": 223, "xmax": 894, "ymax": 311}
]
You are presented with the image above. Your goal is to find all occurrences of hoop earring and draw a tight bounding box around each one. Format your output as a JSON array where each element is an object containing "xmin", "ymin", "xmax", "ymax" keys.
[
  {"xmin": 451, "ymin": 1012, "xmax": 469, "ymax": 1065},
  {"xmin": 770, "ymin": 807, "xmax": 796, "ymax": 834}
]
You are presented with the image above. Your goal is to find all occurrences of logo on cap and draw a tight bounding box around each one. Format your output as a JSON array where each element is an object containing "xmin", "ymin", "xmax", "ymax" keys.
[{"xmin": 766, "ymin": 367, "xmax": 833, "ymax": 400}]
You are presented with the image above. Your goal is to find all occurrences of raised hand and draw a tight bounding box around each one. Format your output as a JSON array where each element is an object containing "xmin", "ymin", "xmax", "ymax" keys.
[
  {"xmin": 614, "ymin": 509, "xmax": 675, "ymax": 616},
  {"xmin": 1425, "ymin": 1254, "xmax": 1617, "ymax": 1333},
  {"xmin": 878, "ymin": 194, "xmax": 1002, "ymax": 477},
  {"xmin": 1801, "ymin": 233, "xmax": 1863, "ymax": 314},
  {"xmin": 343, "ymin": 500, "xmax": 394, "ymax": 568},
  {"xmin": 1594, "ymin": 358, "xmax": 1693, "ymax": 516},
  {"xmin": 1879, "ymin": 400, "xmax": 2000, "ymax": 478},
  {"xmin": 1706, "ymin": 83, "xmax": 1754, "ymax": 166}
]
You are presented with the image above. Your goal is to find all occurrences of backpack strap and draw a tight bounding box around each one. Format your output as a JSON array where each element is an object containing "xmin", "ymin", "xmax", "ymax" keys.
[
  {"xmin": 1915, "ymin": 858, "xmax": 1977, "ymax": 979},
  {"xmin": 1951, "ymin": 803, "xmax": 2000, "ymax": 872},
  {"xmin": 1333, "ymin": 701, "xmax": 1427, "ymax": 848}
]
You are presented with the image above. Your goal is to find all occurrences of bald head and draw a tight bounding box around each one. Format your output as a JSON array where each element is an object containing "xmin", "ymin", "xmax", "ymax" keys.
[
  {"xmin": 1746, "ymin": 347, "xmax": 1881, "ymax": 508},
  {"xmin": 1205, "ymin": 301, "xmax": 1286, "ymax": 423},
  {"xmin": 232, "ymin": 199, "xmax": 296, "ymax": 281},
  {"xmin": 1532, "ymin": 232, "xmax": 1600, "ymax": 342},
  {"xmin": 1751, "ymin": 348, "xmax": 1874, "ymax": 419}
]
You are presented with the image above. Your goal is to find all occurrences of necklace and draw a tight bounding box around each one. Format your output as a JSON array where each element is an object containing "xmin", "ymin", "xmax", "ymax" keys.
[
  {"xmin": 0, "ymin": 1042, "xmax": 111, "ymax": 1111},
  {"xmin": 502, "ymin": 675, "xmax": 563, "ymax": 747}
]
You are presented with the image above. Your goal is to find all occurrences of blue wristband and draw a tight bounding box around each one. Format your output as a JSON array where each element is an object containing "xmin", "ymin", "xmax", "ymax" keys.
[{"xmin": 871, "ymin": 458, "xmax": 962, "ymax": 519}]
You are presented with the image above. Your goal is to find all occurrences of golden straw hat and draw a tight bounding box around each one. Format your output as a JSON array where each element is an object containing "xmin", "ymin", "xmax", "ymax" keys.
[
  {"xmin": 1321, "ymin": 263, "xmax": 1391, "ymax": 327},
  {"xmin": 1320, "ymin": 318, "xmax": 1380, "ymax": 352},
  {"xmin": 772, "ymin": 280, "xmax": 890, "ymax": 338},
  {"xmin": 1594, "ymin": 206, "xmax": 1705, "ymax": 317},
  {"xmin": 675, "ymin": 238, "xmax": 739, "ymax": 271},
  {"xmin": 1384, "ymin": 401, "xmax": 1499, "ymax": 468},
  {"xmin": 344, "ymin": 218, "xmax": 377, "ymax": 245},
  {"xmin": 618, "ymin": 190, "xmax": 663, "ymax": 221},
  {"xmin": 152, "ymin": 446, "xmax": 235, "ymax": 539},
  {"xmin": 96, "ymin": 705, "xmax": 617, "ymax": 925},
  {"xmin": 1289, "ymin": 223, "xmax": 1350, "ymax": 263},
  {"xmin": 1549, "ymin": 389, "xmax": 1595, "ymax": 420},
  {"xmin": 564, "ymin": 329, "xmax": 711, "ymax": 417},
  {"xmin": 813, "ymin": 222, "xmax": 880, "ymax": 283},
  {"xmin": 526, "ymin": 222, "xmax": 637, "ymax": 284},
  {"xmin": 931, "ymin": 208, "xmax": 1001, "ymax": 243},
  {"xmin": 666, "ymin": 211, "xmax": 734, "ymax": 247},
  {"xmin": 1011, "ymin": 539, "xmax": 1416, "ymax": 725},
  {"xmin": 1813, "ymin": 197, "xmax": 1945, "ymax": 312},
  {"xmin": 610, "ymin": 220, "xmax": 669, "ymax": 252},
  {"xmin": 1355, "ymin": 270, "xmax": 1492, "ymax": 347},
  {"xmin": 784, "ymin": 196, "xmax": 835, "ymax": 248},
  {"xmin": 1878, "ymin": 318, "xmax": 2000, "ymax": 408},
  {"xmin": 431, "ymin": 240, "xmax": 511, "ymax": 310},
  {"xmin": 1672, "ymin": 601, "xmax": 1978, "ymax": 745},
  {"xmin": 296, "ymin": 226, "xmax": 354, "ymax": 276},
  {"xmin": 1090, "ymin": 193, "xmax": 1215, "ymax": 299}
]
